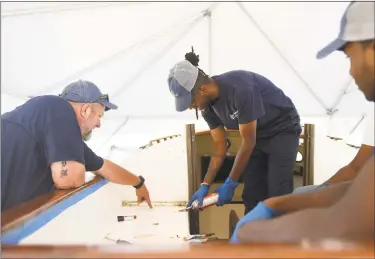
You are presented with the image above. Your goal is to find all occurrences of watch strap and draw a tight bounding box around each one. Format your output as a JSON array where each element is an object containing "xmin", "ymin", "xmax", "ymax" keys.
[{"xmin": 133, "ymin": 175, "xmax": 145, "ymax": 189}]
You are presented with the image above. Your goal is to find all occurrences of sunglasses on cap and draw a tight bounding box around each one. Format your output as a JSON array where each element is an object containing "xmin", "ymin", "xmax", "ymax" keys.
[{"xmin": 90, "ymin": 94, "xmax": 109, "ymax": 103}]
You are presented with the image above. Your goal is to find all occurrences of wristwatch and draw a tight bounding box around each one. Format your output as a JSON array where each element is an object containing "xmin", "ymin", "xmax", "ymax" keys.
[{"xmin": 133, "ymin": 175, "xmax": 145, "ymax": 189}]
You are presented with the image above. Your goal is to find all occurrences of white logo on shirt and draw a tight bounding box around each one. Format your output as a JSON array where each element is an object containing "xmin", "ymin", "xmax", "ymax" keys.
[{"xmin": 230, "ymin": 110, "xmax": 239, "ymax": 120}]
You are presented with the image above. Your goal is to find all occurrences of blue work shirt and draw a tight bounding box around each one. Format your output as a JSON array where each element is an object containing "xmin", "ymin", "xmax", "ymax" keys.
[
  {"xmin": 202, "ymin": 70, "xmax": 301, "ymax": 139},
  {"xmin": 1, "ymin": 95, "xmax": 104, "ymax": 211}
]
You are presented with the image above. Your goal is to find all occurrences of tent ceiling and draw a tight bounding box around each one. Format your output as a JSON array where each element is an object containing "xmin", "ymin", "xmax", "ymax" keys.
[{"xmin": 1, "ymin": 1, "xmax": 372, "ymax": 156}]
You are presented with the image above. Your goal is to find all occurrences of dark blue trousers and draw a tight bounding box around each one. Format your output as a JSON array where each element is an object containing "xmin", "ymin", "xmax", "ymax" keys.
[{"xmin": 241, "ymin": 121, "xmax": 301, "ymax": 214}]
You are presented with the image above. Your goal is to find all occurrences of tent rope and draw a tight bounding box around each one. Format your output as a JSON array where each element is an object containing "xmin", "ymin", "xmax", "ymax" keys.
[
  {"xmin": 327, "ymin": 77, "xmax": 354, "ymax": 115},
  {"xmin": 236, "ymin": 2, "xmax": 329, "ymax": 112}
]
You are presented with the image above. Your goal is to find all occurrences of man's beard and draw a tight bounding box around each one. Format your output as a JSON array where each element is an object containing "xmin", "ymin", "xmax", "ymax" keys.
[{"xmin": 82, "ymin": 131, "xmax": 92, "ymax": 141}]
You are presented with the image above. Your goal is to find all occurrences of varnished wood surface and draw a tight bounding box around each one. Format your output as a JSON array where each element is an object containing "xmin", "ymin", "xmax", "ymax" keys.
[
  {"xmin": 1, "ymin": 176, "xmax": 103, "ymax": 233},
  {"xmin": 2, "ymin": 240, "xmax": 374, "ymax": 258},
  {"xmin": 195, "ymin": 129, "xmax": 305, "ymax": 139}
]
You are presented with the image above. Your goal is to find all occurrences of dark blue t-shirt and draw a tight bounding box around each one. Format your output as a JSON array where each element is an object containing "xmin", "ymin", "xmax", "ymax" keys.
[
  {"xmin": 202, "ymin": 70, "xmax": 301, "ymax": 139},
  {"xmin": 1, "ymin": 95, "xmax": 104, "ymax": 211}
]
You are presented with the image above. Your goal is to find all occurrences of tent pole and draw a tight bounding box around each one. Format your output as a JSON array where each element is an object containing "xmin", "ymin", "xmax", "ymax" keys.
[
  {"xmin": 204, "ymin": 9, "xmax": 213, "ymax": 75},
  {"xmin": 327, "ymin": 77, "xmax": 353, "ymax": 115},
  {"xmin": 348, "ymin": 114, "xmax": 366, "ymax": 136},
  {"xmin": 236, "ymin": 2, "xmax": 328, "ymax": 113}
]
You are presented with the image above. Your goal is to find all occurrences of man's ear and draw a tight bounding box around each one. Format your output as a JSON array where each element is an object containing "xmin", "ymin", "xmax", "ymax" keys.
[
  {"xmin": 199, "ymin": 84, "xmax": 208, "ymax": 94},
  {"xmin": 80, "ymin": 104, "xmax": 92, "ymax": 119}
]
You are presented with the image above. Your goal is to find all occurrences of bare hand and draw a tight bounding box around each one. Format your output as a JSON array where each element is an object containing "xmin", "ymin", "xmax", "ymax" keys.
[{"xmin": 135, "ymin": 184, "xmax": 153, "ymax": 208}]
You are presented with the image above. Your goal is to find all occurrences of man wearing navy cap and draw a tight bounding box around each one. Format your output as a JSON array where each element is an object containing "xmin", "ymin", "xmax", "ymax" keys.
[
  {"xmin": 1, "ymin": 80, "xmax": 152, "ymax": 211},
  {"xmin": 168, "ymin": 51, "xmax": 302, "ymax": 214},
  {"xmin": 231, "ymin": 1, "xmax": 374, "ymax": 243}
]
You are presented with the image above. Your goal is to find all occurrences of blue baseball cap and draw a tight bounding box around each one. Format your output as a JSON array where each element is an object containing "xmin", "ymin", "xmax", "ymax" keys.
[
  {"xmin": 316, "ymin": 1, "xmax": 375, "ymax": 59},
  {"xmin": 167, "ymin": 60, "xmax": 200, "ymax": 112},
  {"xmin": 59, "ymin": 80, "xmax": 118, "ymax": 111}
]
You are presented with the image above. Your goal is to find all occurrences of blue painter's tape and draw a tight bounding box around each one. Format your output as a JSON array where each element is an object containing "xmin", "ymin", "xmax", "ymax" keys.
[{"xmin": 1, "ymin": 178, "xmax": 108, "ymax": 245}]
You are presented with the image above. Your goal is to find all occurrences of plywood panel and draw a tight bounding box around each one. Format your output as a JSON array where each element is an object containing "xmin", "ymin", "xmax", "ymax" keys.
[
  {"xmin": 196, "ymin": 132, "xmax": 242, "ymax": 156},
  {"xmin": 199, "ymin": 204, "xmax": 245, "ymax": 239}
]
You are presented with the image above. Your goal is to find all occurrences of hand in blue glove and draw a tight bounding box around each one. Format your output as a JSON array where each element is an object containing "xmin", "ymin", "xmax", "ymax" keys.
[
  {"xmin": 214, "ymin": 178, "xmax": 239, "ymax": 206},
  {"xmin": 230, "ymin": 201, "xmax": 279, "ymax": 244},
  {"xmin": 187, "ymin": 184, "xmax": 210, "ymax": 208}
]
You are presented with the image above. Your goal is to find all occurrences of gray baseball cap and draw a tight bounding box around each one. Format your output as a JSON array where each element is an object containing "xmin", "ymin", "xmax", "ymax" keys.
[
  {"xmin": 59, "ymin": 80, "xmax": 118, "ymax": 111},
  {"xmin": 316, "ymin": 1, "xmax": 375, "ymax": 59},
  {"xmin": 167, "ymin": 60, "xmax": 202, "ymax": 112}
]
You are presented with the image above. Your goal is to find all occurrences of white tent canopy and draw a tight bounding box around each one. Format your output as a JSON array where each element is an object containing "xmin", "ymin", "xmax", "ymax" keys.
[{"xmin": 2, "ymin": 1, "xmax": 373, "ymax": 164}]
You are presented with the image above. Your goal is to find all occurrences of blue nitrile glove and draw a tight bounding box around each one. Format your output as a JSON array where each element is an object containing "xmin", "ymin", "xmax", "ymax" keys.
[
  {"xmin": 230, "ymin": 201, "xmax": 279, "ymax": 244},
  {"xmin": 214, "ymin": 178, "xmax": 239, "ymax": 206},
  {"xmin": 187, "ymin": 184, "xmax": 210, "ymax": 207}
]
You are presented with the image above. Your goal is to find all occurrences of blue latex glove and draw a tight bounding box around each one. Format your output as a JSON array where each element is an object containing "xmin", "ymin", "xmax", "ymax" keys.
[
  {"xmin": 214, "ymin": 178, "xmax": 239, "ymax": 206},
  {"xmin": 230, "ymin": 201, "xmax": 279, "ymax": 243},
  {"xmin": 187, "ymin": 184, "xmax": 210, "ymax": 207}
]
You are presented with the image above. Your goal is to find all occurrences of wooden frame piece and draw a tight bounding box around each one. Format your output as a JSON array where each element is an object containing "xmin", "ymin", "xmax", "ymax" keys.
[
  {"xmin": 185, "ymin": 124, "xmax": 200, "ymax": 234},
  {"xmin": 302, "ymin": 124, "xmax": 315, "ymax": 186}
]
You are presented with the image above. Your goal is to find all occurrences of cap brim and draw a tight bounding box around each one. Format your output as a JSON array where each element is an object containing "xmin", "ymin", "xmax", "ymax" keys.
[
  {"xmin": 316, "ymin": 38, "xmax": 347, "ymax": 59},
  {"xmin": 98, "ymin": 100, "xmax": 118, "ymax": 111},
  {"xmin": 175, "ymin": 93, "xmax": 192, "ymax": 112}
]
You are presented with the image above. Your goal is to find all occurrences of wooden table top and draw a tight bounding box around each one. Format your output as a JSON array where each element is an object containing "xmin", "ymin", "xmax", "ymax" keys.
[{"xmin": 2, "ymin": 240, "xmax": 374, "ymax": 258}]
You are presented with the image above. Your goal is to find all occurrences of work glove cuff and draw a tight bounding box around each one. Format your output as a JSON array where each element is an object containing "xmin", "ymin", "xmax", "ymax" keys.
[
  {"xmin": 199, "ymin": 184, "xmax": 210, "ymax": 193},
  {"xmin": 224, "ymin": 177, "xmax": 239, "ymax": 188},
  {"xmin": 257, "ymin": 201, "xmax": 279, "ymax": 217}
]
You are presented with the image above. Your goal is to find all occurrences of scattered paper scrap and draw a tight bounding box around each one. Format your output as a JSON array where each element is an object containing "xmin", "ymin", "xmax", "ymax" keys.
[{"xmin": 105, "ymin": 234, "xmax": 132, "ymax": 244}]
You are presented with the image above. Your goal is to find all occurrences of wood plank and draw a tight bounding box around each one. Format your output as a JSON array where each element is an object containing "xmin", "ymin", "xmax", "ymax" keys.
[
  {"xmin": 196, "ymin": 129, "xmax": 305, "ymax": 139},
  {"xmin": 2, "ymin": 240, "xmax": 374, "ymax": 258}
]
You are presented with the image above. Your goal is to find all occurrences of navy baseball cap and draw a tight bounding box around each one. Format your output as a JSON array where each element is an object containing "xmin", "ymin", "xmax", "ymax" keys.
[
  {"xmin": 59, "ymin": 80, "xmax": 118, "ymax": 111},
  {"xmin": 167, "ymin": 60, "xmax": 200, "ymax": 112},
  {"xmin": 316, "ymin": 1, "xmax": 375, "ymax": 59}
]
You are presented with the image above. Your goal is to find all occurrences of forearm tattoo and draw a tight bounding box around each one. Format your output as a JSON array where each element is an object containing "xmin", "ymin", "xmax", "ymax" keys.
[{"xmin": 60, "ymin": 161, "xmax": 68, "ymax": 178}]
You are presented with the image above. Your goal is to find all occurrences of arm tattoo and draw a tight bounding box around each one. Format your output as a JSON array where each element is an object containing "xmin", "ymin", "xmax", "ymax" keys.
[{"xmin": 60, "ymin": 161, "xmax": 68, "ymax": 178}]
